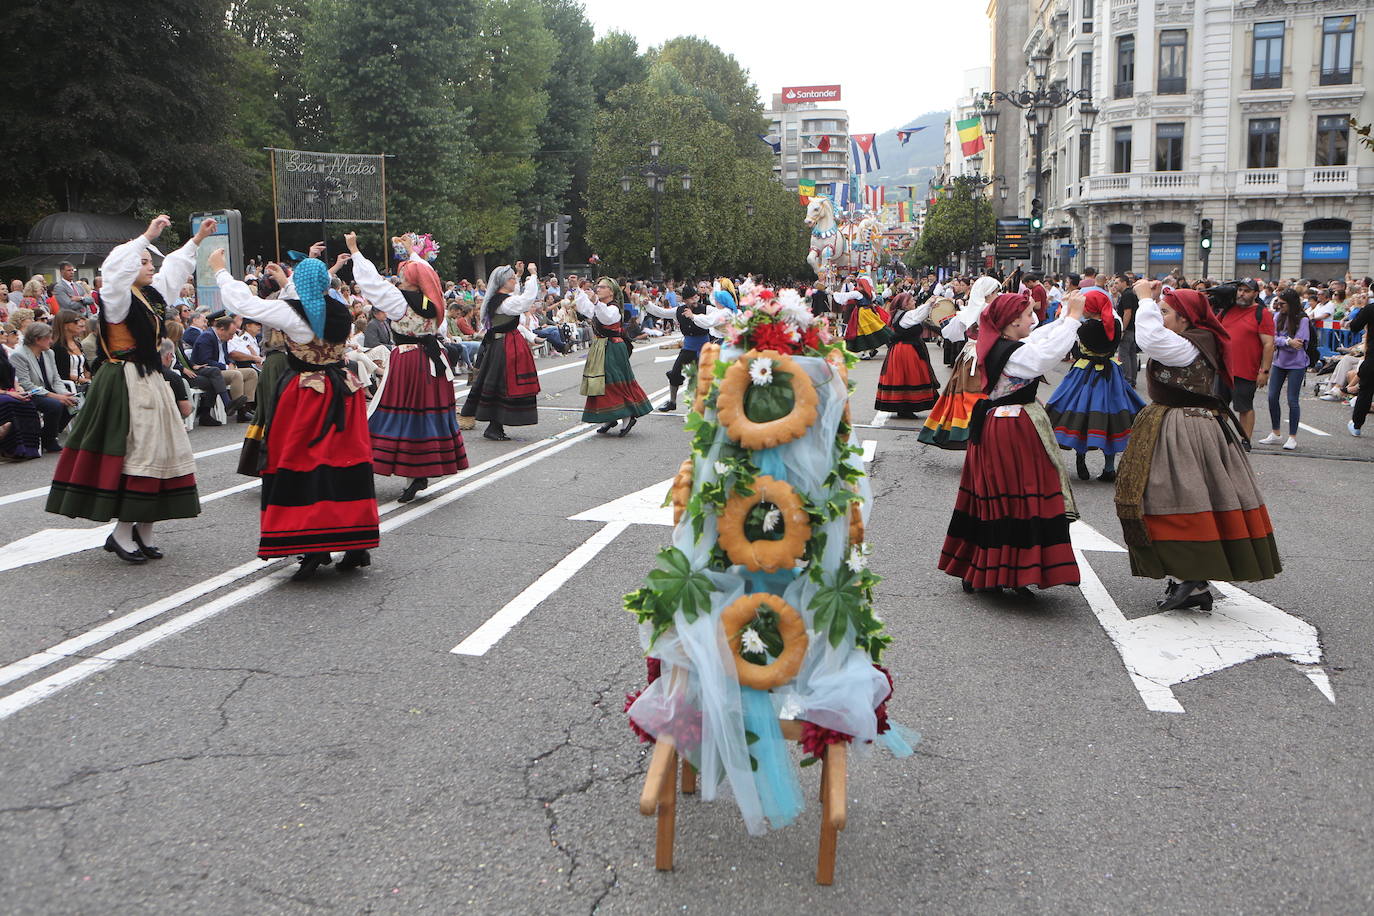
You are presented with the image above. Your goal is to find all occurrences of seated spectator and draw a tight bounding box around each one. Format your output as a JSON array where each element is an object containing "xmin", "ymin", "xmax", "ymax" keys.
[
  {"xmin": 21, "ymin": 276, "xmax": 48, "ymax": 313},
  {"xmin": 50, "ymin": 309, "xmax": 91, "ymax": 396},
  {"xmin": 165, "ymin": 320, "xmax": 226, "ymax": 426},
  {"xmin": 6, "ymin": 279, "xmax": 23, "ymax": 309},
  {"xmin": 230, "ymin": 318, "xmax": 265, "ymax": 370},
  {"xmin": 158, "ymin": 340, "xmax": 193, "ymax": 420},
  {"xmin": 363, "ymin": 306, "xmax": 394, "ymax": 349},
  {"xmin": 0, "ymin": 345, "xmax": 42, "ymax": 459},
  {"xmin": 7, "ymin": 322, "xmax": 76, "ymax": 453},
  {"xmin": 2, "ymin": 322, "xmax": 19, "ymax": 356},
  {"xmin": 190, "ymin": 316, "xmax": 254, "ymax": 422},
  {"xmin": 10, "ymin": 307, "xmax": 35, "ymax": 336}
]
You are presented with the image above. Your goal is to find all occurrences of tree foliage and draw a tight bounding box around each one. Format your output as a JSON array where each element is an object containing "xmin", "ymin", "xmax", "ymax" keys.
[
  {"xmin": 645, "ymin": 37, "xmax": 769, "ymax": 160},
  {"xmin": 592, "ymin": 31, "xmax": 647, "ymax": 107},
  {"xmin": 907, "ymin": 179, "xmax": 995, "ymax": 269}
]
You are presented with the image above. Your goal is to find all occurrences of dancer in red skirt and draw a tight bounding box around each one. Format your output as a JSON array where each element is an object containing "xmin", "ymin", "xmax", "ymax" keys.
[
  {"xmin": 939, "ymin": 291, "xmax": 1087, "ymax": 597},
  {"xmin": 213, "ymin": 249, "xmax": 379, "ymax": 581},
  {"xmin": 351, "ymin": 234, "xmax": 468, "ymax": 503},
  {"xmin": 874, "ymin": 291, "xmax": 939, "ymax": 418}
]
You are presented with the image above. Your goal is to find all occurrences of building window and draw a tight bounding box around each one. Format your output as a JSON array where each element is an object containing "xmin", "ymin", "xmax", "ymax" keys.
[
  {"xmin": 1247, "ymin": 118, "xmax": 1280, "ymax": 168},
  {"xmin": 1082, "ymin": 0, "xmax": 1094, "ymax": 32},
  {"xmin": 1113, "ymin": 126, "xmax": 1132, "ymax": 173},
  {"xmin": 1315, "ymin": 115, "xmax": 1350, "ymax": 166},
  {"xmin": 1155, "ymin": 122, "xmax": 1184, "ymax": 171},
  {"xmin": 1079, "ymin": 131, "xmax": 1093, "ymax": 180},
  {"xmin": 1251, "ymin": 21, "xmax": 1284, "ymax": 89},
  {"xmin": 1321, "ymin": 16, "xmax": 1355, "ymax": 85},
  {"xmin": 1080, "ymin": 51, "xmax": 1093, "ymax": 92},
  {"xmin": 1157, "ymin": 30, "xmax": 1187, "ymax": 94},
  {"xmin": 1115, "ymin": 35, "xmax": 1135, "ymax": 98}
]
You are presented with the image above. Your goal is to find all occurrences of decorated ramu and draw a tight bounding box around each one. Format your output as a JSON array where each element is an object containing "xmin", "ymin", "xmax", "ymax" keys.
[{"xmin": 622, "ymin": 288, "xmax": 913, "ymax": 882}]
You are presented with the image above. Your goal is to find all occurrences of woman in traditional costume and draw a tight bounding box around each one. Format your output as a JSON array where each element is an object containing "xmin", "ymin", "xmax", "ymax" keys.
[
  {"xmin": 574, "ymin": 278, "xmax": 653, "ymax": 436},
  {"xmin": 458, "ymin": 262, "xmax": 542, "ymax": 440},
  {"xmin": 351, "ymin": 235, "xmax": 468, "ymax": 503},
  {"xmin": 919, "ymin": 275, "xmax": 1002, "ymax": 449},
  {"xmin": 938, "ymin": 291, "xmax": 1086, "ymax": 597},
  {"xmin": 213, "ymin": 245, "xmax": 379, "ymax": 581},
  {"xmin": 1114, "ymin": 280, "xmax": 1281, "ymax": 612},
  {"xmin": 1045, "ymin": 288, "xmax": 1145, "ymax": 482},
  {"xmin": 834, "ymin": 277, "xmax": 890, "ymax": 358},
  {"xmin": 46, "ymin": 215, "xmax": 205, "ymax": 563},
  {"xmin": 874, "ymin": 291, "xmax": 938, "ymax": 419}
]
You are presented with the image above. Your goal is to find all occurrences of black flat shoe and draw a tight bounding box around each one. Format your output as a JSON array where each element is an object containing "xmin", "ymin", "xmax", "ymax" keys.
[
  {"xmin": 130, "ymin": 528, "xmax": 163, "ymax": 560},
  {"xmin": 1157, "ymin": 580, "xmax": 1210, "ymax": 611},
  {"xmin": 596, "ymin": 421, "xmax": 616, "ymax": 435},
  {"xmin": 337, "ymin": 549, "xmax": 371, "ymax": 571},
  {"xmin": 1076, "ymin": 454, "xmax": 1090, "ymax": 481},
  {"xmin": 291, "ymin": 552, "xmax": 333, "ymax": 581},
  {"xmin": 617, "ymin": 416, "xmax": 638, "ymax": 437},
  {"xmin": 103, "ymin": 534, "xmax": 147, "ymax": 564},
  {"xmin": 398, "ymin": 478, "xmax": 429, "ymax": 503},
  {"xmin": 226, "ymin": 395, "xmax": 248, "ymax": 414},
  {"xmin": 198, "ymin": 415, "xmax": 224, "ymax": 427},
  {"xmin": 961, "ymin": 579, "xmax": 974, "ymax": 593},
  {"xmin": 483, "ymin": 426, "xmax": 510, "ymax": 441},
  {"xmin": 1172, "ymin": 591, "xmax": 1214, "ymax": 613},
  {"xmin": 1098, "ymin": 468, "xmax": 1117, "ymax": 483},
  {"xmin": 657, "ymin": 401, "xmax": 676, "ymax": 413},
  {"xmin": 1011, "ymin": 586, "xmax": 1036, "ymax": 600}
]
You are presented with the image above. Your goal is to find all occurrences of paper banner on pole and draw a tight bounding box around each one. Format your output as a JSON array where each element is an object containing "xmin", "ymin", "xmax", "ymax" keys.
[{"xmin": 270, "ymin": 148, "xmax": 386, "ymax": 224}]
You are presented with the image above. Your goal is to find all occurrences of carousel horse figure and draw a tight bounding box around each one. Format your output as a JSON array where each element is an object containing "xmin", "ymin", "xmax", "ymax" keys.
[{"xmin": 804, "ymin": 196, "xmax": 849, "ymax": 281}]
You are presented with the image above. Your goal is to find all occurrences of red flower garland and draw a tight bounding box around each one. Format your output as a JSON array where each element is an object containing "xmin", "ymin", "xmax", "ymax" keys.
[{"xmin": 749, "ymin": 321, "xmax": 801, "ymax": 355}]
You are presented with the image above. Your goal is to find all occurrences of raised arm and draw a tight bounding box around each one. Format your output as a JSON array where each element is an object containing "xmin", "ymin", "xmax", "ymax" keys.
[
  {"xmin": 497, "ymin": 270, "xmax": 543, "ymax": 316},
  {"xmin": 1003, "ymin": 314, "xmax": 1084, "ymax": 377},
  {"xmin": 210, "ymin": 252, "xmax": 313, "ymax": 343},
  {"xmin": 642, "ymin": 300, "xmax": 678, "ymax": 320},
  {"xmin": 346, "ymin": 234, "xmax": 408, "ymax": 320},
  {"xmin": 897, "ymin": 302, "xmax": 932, "ymax": 329},
  {"xmin": 1134, "ymin": 298, "xmax": 1199, "ymax": 367},
  {"xmin": 831, "ymin": 289, "xmax": 864, "ymax": 306}
]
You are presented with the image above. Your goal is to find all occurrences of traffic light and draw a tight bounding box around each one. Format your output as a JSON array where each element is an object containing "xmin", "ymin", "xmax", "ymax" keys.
[
  {"xmin": 1030, "ymin": 198, "xmax": 1044, "ymax": 231},
  {"xmin": 1271, "ymin": 240, "xmax": 1282, "ymax": 265},
  {"xmin": 1258, "ymin": 249, "xmax": 1269, "ymax": 272},
  {"xmin": 1200, "ymin": 218, "xmax": 1213, "ymax": 251},
  {"xmin": 555, "ymin": 214, "xmax": 572, "ymax": 254}
]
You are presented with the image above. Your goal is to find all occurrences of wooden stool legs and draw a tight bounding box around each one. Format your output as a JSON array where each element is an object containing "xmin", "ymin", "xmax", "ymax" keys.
[
  {"xmin": 816, "ymin": 742, "xmax": 848, "ymax": 885},
  {"xmin": 640, "ymin": 737, "xmax": 678, "ymax": 871}
]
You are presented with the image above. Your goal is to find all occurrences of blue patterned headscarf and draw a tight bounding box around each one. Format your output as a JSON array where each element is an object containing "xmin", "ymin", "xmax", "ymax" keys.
[
  {"xmin": 712, "ymin": 289, "xmax": 737, "ymax": 312},
  {"xmin": 293, "ymin": 258, "xmax": 330, "ymax": 339}
]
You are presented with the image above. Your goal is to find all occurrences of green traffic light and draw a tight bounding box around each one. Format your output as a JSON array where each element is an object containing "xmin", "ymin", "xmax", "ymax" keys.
[
  {"xmin": 1201, "ymin": 238, "xmax": 1212, "ymax": 249},
  {"xmin": 1030, "ymin": 217, "xmax": 1043, "ymax": 230}
]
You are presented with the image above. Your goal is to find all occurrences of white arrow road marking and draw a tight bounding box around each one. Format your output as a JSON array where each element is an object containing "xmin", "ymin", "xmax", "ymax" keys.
[
  {"xmin": 1072, "ymin": 520, "xmax": 1333, "ymax": 714},
  {"xmin": 655, "ymin": 355, "xmax": 678, "ymax": 362},
  {"xmin": 0, "ymin": 390, "xmax": 668, "ymax": 721},
  {"xmin": 0, "ymin": 443, "xmax": 244, "ymax": 509},
  {"xmin": 871, "ymin": 410, "xmax": 892, "ymax": 428},
  {"xmin": 861, "ymin": 439, "xmax": 877, "ymax": 463},
  {"xmin": 451, "ymin": 476, "xmax": 676, "ymax": 656},
  {"xmin": 1297, "ymin": 422, "xmax": 1329, "ymax": 437}
]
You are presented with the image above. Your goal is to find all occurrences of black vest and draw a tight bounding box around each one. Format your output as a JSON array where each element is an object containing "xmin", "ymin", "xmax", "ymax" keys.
[
  {"xmin": 982, "ymin": 338, "xmax": 1041, "ymax": 405},
  {"xmin": 283, "ymin": 296, "xmax": 352, "ymax": 344},
  {"xmin": 677, "ymin": 303, "xmax": 707, "ymax": 338}
]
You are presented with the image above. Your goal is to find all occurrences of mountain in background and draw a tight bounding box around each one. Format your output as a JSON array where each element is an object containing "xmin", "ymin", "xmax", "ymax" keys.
[{"xmin": 863, "ymin": 109, "xmax": 949, "ymax": 199}]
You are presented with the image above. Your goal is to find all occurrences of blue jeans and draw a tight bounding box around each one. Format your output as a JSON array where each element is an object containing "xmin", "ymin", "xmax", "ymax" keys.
[
  {"xmin": 1267, "ymin": 365, "xmax": 1304, "ymax": 435},
  {"xmin": 535, "ymin": 327, "xmax": 566, "ymax": 352}
]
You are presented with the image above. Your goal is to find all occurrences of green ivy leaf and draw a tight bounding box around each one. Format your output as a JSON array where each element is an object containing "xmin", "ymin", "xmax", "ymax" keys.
[{"xmin": 644, "ymin": 546, "xmax": 714, "ymax": 623}]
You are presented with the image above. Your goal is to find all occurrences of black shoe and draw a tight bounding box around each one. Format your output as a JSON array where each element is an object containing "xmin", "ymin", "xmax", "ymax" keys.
[
  {"xmin": 961, "ymin": 579, "xmax": 974, "ymax": 593},
  {"xmin": 1173, "ymin": 591, "xmax": 1214, "ymax": 613},
  {"xmin": 1157, "ymin": 580, "xmax": 1209, "ymax": 611},
  {"xmin": 1076, "ymin": 454, "xmax": 1090, "ymax": 481},
  {"xmin": 42, "ymin": 439, "xmax": 63, "ymax": 454},
  {"xmin": 657, "ymin": 401, "xmax": 677, "ymax": 413},
  {"xmin": 130, "ymin": 527, "xmax": 163, "ymax": 560},
  {"xmin": 483, "ymin": 424, "xmax": 510, "ymax": 441},
  {"xmin": 398, "ymin": 477, "xmax": 429, "ymax": 503},
  {"xmin": 226, "ymin": 395, "xmax": 248, "ymax": 414},
  {"xmin": 596, "ymin": 421, "xmax": 616, "ymax": 435},
  {"xmin": 1098, "ymin": 468, "xmax": 1117, "ymax": 483},
  {"xmin": 104, "ymin": 534, "xmax": 147, "ymax": 564},
  {"xmin": 1011, "ymin": 586, "xmax": 1037, "ymax": 600},
  {"xmin": 236, "ymin": 410, "xmax": 255, "ymax": 424},
  {"xmin": 198, "ymin": 415, "xmax": 224, "ymax": 427},
  {"xmin": 337, "ymin": 549, "xmax": 371, "ymax": 571},
  {"xmin": 617, "ymin": 416, "xmax": 638, "ymax": 437},
  {"xmin": 1241, "ymin": 439, "xmax": 1252, "ymax": 453},
  {"xmin": 291, "ymin": 552, "xmax": 333, "ymax": 581}
]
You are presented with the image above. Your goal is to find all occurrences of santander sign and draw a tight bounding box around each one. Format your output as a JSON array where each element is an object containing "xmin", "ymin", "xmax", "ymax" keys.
[{"xmin": 782, "ymin": 85, "xmax": 842, "ymax": 103}]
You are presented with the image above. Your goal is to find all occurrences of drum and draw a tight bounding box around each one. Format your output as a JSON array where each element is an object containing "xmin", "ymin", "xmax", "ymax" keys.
[{"xmin": 926, "ymin": 297, "xmax": 957, "ymax": 329}]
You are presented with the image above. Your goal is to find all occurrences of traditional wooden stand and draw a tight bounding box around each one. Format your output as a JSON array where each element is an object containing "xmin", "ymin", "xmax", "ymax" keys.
[{"xmin": 638, "ymin": 720, "xmax": 848, "ymax": 885}]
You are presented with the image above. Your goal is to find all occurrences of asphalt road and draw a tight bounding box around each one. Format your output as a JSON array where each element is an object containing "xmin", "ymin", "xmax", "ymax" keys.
[{"xmin": 0, "ymin": 335, "xmax": 1370, "ymax": 915}]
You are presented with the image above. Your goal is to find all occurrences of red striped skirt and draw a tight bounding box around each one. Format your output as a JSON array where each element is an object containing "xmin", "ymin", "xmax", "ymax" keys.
[{"xmin": 369, "ymin": 347, "xmax": 469, "ymax": 478}]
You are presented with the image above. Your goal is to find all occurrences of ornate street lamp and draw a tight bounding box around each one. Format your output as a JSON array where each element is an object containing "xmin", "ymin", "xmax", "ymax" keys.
[{"xmin": 619, "ymin": 141, "xmax": 696, "ymax": 280}]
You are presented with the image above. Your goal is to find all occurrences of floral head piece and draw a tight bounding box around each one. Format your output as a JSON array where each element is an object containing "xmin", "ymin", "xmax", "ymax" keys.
[{"xmin": 392, "ymin": 232, "xmax": 439, "ymax": 264}]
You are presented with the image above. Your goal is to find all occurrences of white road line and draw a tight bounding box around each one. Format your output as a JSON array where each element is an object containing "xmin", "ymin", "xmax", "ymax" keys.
[
  {"xmin": 0, "ymin": 387, "xmax": 669, "ymax": 720},
  {"xmin": 1297, "ymin": 422, "xmax": 1330, "ymax": 437},
  {"xmin": 871, "ymin": 410, "xmax": 892, "ymax": 428},
  {"xmin": 451, "ymin": 521, "xmax": 630, "ymax": 657},
  {"xmin": 0, "ymin": 443, "xmax": 243, "ymax": 508},
  {"xmin": 861, "ymin": 439, "xmax": 878, "ymax": 463}
]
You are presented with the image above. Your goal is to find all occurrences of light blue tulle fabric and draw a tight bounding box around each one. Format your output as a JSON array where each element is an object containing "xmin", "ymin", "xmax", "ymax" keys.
[{"xmin": 628, "ymin": 350, "xmax": 913, "ymax": 836}]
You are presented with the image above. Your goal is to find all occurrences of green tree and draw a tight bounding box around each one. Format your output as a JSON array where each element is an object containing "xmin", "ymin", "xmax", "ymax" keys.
[
  {"xmin": 592, "ymin": 31, "xmax": 646, "ymax": 107},
  {"xmin": 0, "ymin": 0, "xmax": 255, "ymax": 214},
  {"xmin": 226, "ymin": 0, "xmax": 325, "ymax": 146},
  {"xmin": 907, "ymin": 179, "xmax": 994, "ymax": 269},
  {"xmin": 303, "ymin": 0, "xmax": 477, "ymax": 275},
  {"xmin": 645, "ymin": 37, "xmax": 769, "ymax": 159}
]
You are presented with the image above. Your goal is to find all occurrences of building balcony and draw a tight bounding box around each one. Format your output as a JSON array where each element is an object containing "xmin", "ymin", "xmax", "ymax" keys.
[
  {"xmin": 1068, "ymin": 167, "xmax": 1369, "ymax": 207},
  {"xmin": 1236, "ymin": 169, "xmax": 1284, "ymax": 192},
  {"xmin": 1078, "ymin": 171, "xmax": 1205, "ymax": 201},
  {"xmin": 1304, "ymin": 166, "xmax": 1358, "ymax": 192}
]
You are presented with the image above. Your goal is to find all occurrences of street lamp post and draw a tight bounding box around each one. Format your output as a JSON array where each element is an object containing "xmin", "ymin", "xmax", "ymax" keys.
[
  {"xmin": 619, "ymin": 140, "xmax": 693, "ymax": 281},
  {"xmin": 976, "ymin": 52, "xmax": 1099, "ymax": 271},
  {"xmin": 301, "ymin": 174, "xmax": 358, "ymax": 260}
]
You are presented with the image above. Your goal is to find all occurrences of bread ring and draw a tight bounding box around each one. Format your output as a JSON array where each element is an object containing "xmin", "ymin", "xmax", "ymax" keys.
[
  {"xmin": 716, "ymin": 349, "xmax": 818, "ymax": 450},
  {"xmin": 691, "ymin": 343, "xmax": 720, "ymax": 417},
  {"xmin": 670, "ymin": 458, "xmax": 693, "ymax": 525},
  {"xmin": 720, "ymin": 593, "xmax": 809, "ymax": 690},
  {"xmin": 827, "ymin": 349, "xmax": 851, "ymax": 428},
  {"xmin": 717, "ymin": 475, "xmax": 811, "ymax": 572},
  {"xmin": 849, "ymin": 493, "xmax": 865, "ymax": 547}
]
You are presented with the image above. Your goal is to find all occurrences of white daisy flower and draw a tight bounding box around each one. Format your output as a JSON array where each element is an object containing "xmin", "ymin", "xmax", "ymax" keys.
[
  {"xmin": 749, "ymin": 357, "xmax": 774, "ymax": 386},
  {"xmin": 760, "ymin": 506, "xmax": 782, "ymax": 533},
  {"xmin": 740, "ymin": 627, "xmax": 767, "ymax": 655},
  {"xmin": 713, "ymin": 460, "xmax": 729, "ymax": 476},
  {"xmin": 846, "ymin": 545, "xmax": 868, "ymax": 573}
]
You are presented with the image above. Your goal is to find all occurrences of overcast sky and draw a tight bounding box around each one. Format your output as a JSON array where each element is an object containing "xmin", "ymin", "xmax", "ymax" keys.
[{"xmin": 579, "ymin": 0, "xmax": 991, "ymax": 133}]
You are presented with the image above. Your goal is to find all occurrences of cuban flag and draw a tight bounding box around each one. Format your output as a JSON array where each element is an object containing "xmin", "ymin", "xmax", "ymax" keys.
[
  {"xmin": 758, "ymin": 133, "xmax": 782, "ymax": 154},
  {"xmin": 896, "ymin": 124, "xmax": 927, "ymax": 146},
  {"xmin": 849, "ymin": 134, "xmax": 881, "ymax": 174}
]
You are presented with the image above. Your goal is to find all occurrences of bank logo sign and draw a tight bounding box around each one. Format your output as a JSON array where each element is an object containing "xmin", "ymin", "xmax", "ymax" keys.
[{"xmin": 782, "ymin": 85, "xmax": 842, "ymax": 103}]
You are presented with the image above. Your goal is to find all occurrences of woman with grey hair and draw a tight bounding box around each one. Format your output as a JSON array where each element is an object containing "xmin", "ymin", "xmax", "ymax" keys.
[{"xmin": 459, "ymin": 261, "xmax": 543, "ymax": 440}]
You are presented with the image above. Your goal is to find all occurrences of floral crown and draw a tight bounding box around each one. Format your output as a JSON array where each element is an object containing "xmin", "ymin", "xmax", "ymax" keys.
[{"xmin": 392, "ymin": 232, "xmax": 439, "ymax": 263}]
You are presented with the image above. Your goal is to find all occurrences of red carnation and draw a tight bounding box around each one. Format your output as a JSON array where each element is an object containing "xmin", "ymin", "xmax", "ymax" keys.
[
  {"xmin": 799, "ymin": 721, "xmax": 853, "ymax": 760},
  {"xmin": 750, "ymin": 320, "xmax": 800, "ymax": 355},
  {"xmin": 646, "ymin": 657, "xmax": 662, "ymax": 684},
  {"xmin": 873, "ymin": 664, "xmax": 894, "ymax": 735},
  {"xmin": 624, "ymin": 690, "xmax": 656, "ymax": 744},
  {"xmin": 801, "ymin": 326, "xmax": 822, "ymax": 353}
]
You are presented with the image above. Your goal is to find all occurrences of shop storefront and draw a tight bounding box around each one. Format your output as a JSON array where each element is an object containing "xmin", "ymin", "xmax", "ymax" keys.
[
  {"xmin": 1148, "ymin": 223, "xmax": 1185, "ymax": 279},
  {"xmin": 1301, "ymin": 219, "xmax": 1351, "ymax": 280},
  {"xmin": 1235, "ymin": 220, "xmax": 1282, "ymax": 280}
]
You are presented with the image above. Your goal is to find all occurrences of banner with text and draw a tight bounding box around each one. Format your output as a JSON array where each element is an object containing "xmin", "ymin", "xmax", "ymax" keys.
[
  {"xmin": 271, "ymin": 148, "xmax": 386, "ymax": 224},
  {"xmin": 781, "ymin": 85, "xmax": 842, "ymax": 104}
]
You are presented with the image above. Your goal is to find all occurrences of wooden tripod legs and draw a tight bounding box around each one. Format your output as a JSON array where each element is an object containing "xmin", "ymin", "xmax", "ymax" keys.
[{"xmin": 638, "ymin": 730, "xmax": 848, "ymax": 884}]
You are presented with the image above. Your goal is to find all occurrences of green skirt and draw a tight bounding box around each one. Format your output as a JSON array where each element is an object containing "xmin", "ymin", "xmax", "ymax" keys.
[{"xmin": 581, "ymin": 339, "xmax": 653, "ymax": 423}]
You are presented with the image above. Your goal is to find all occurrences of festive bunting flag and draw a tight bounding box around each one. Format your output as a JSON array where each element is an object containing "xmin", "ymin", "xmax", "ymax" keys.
[
  {"xmin": 898, "ymin": 201, "xmax": 908, "ymax": 222},
  {"xmin": 849, "ymin": 134, "xmax": 881, "ymax": 174},
  {"xmin": 895, "ymin": 125, "xmax": 927, "ymax": 146},
  {"xmin": 798, "ymin": 178, "xmax": 817, "ymax": 198},
  {"xmin": 863, "ymin": 185, "xmax": 886, "ymax": 210},
  {"xmin": 956, "ymin": 116, "xmax": 985, "ymax": 157},
  {"xmin": 817, "ymin": 135, "xmax": 831, "ymax": 153},
  {"xmin": 758, "ymin": 133, "xmax": 782, "ymax": 154}
]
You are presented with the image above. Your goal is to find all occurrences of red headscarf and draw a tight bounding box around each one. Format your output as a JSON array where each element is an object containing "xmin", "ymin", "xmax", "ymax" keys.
[
  {"xmin": 1164, "ymin": 288, "xmax": 1232, "ymax": 388},
  {"xmin": 888, "ymin": 291, "xmax": 913, "ymax": 312},
  {"xmin": 855, "ymin": 277, "xmax": 873, "ymax": 299},
  {"xmin": 399, "ymin": 256, "xmax": 444, "ymax": 310},
  {"xmin": 975, "ymin": 293, "xmax": 1031, "ymax": 366},
  {"xmin": 1083, "ymin": 289, "xmax": 1116, "ymax": 340}
]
